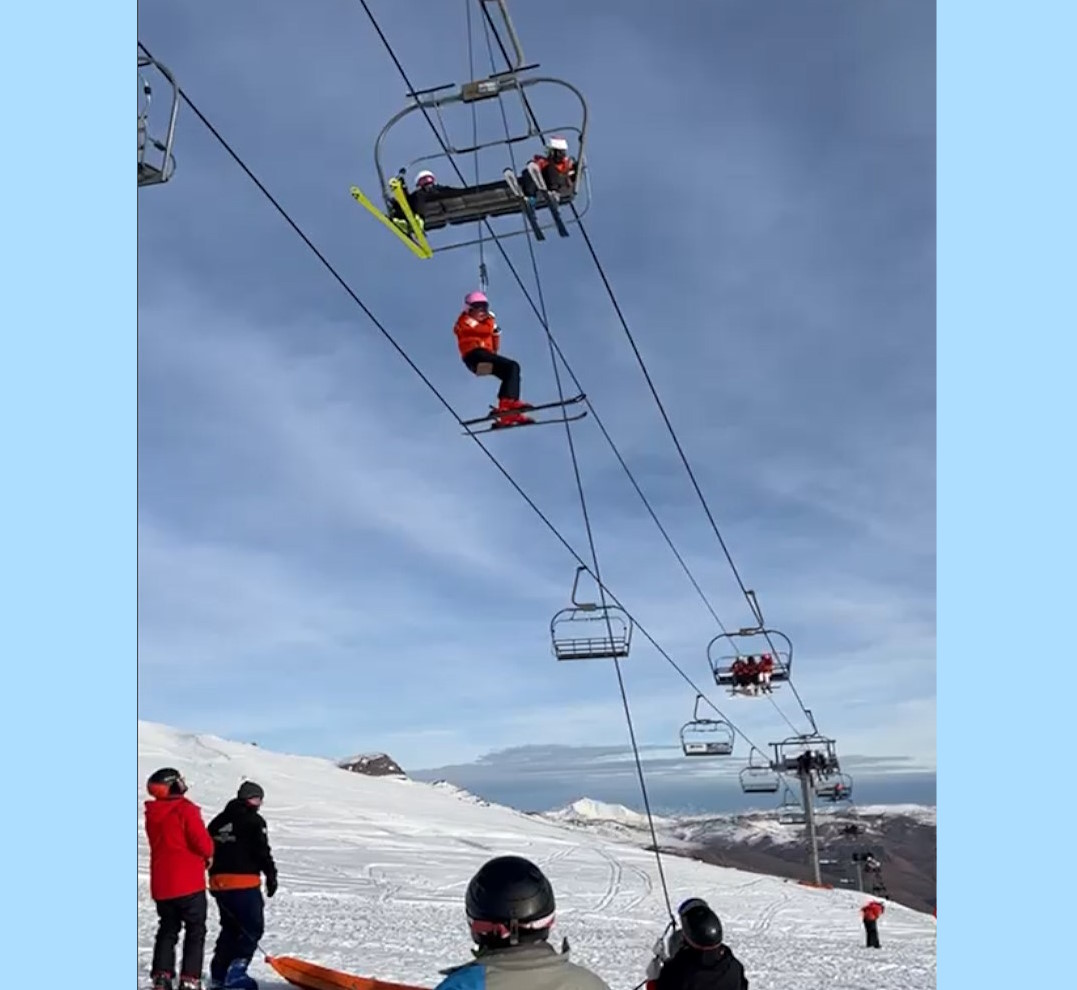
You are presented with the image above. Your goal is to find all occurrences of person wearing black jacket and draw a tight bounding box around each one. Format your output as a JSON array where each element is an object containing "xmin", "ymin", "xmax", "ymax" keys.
[
  {"xmin": 206, "ymin": 781, "xmax": 278, "ymax": 990},
  {"xmin": 651, "ymin": 898, "xmax": 748, "ymax": 990}
]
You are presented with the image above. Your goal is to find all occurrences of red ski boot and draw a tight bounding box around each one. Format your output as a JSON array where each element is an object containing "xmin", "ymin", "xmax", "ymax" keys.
[{"xmin": 492, "ymin": 397, "xmax": 534, "ymax": 428}]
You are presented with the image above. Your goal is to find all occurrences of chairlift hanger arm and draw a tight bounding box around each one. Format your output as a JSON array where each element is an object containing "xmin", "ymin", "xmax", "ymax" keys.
[{"xmin": 372, "ymin": 75, "xmax": 589, "ymax": 195}]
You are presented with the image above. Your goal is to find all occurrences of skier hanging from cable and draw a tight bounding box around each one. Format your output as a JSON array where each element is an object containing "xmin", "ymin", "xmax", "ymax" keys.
[{"xmin": 454, "ymin": 290, "xmax": 535, "ymax": 428}]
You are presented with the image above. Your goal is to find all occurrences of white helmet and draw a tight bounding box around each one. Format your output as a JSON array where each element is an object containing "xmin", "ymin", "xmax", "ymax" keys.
[
  {"xmin": 415, "ymin": 169, "xmax": 437, "ymax": 187},
  {"xmin": 547, "ymin": 136, "xmax": 569, "ymax": 154}
]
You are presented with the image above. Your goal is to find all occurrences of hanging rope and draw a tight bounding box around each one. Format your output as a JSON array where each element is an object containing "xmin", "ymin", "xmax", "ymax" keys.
[{"xmin": 465, "ymin": 0, "xmax": 487, "ymax": 288}]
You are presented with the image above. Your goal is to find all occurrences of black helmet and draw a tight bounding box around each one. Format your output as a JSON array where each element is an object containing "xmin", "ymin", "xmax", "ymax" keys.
[
  {"xmin": 465, "ymin": 855, "xmax": 556, "ymax": 946},
  {"xmin": 147, "ymin": 767, "xmax": 188, "ymax": 799},
  {"xmin": 237, "ymin": 780, "xmax": 264, "ymax": 802},
  {"xmin": 678, "ymin": 898, "xmax": 723, "ymax": 950}
]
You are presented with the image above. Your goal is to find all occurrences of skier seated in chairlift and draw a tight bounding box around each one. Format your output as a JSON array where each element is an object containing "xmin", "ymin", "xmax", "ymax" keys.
[
  {"xmin": 757, "ymin": 653, "xmax": 775, "ymax": 692},
  {"xmin": 389, "ymin": 170, "xmax": 461, "ymax": 232},
  {"xmin": 520, "ymin": 136, "xmax": 577, "ymax": 201},
  {"xmin": 454, "ymin": 291, "xmax": 535, "ymax": 428}
]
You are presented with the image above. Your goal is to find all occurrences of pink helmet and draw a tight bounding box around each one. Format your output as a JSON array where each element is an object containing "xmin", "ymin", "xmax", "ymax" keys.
[{"xmin": 464, "ymin": 291, "xmax": 488, "ymax": 307}]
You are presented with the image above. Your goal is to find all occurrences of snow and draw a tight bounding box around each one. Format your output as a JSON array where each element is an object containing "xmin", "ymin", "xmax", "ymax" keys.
[{"xmin": 138, "ymin": 721, "xmax": 936, "ymax": 990}]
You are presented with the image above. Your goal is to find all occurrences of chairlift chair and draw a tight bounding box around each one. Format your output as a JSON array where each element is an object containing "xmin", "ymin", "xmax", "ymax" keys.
[
  {"xmin": 816, "ymin": 772, "xmax": 854, "ymax": 802},
  {"xmin": 707, "ymin": 627, "xmax": 793, "ymax": 693},
  {"xmin": 771, "ymin": 734, "xmax": 840, "ymax": 775},
  {"xmin": 363, "ymin": 0, "xmax": 592, "ymax": 254},
  {"xmin": 739, "ymin": 748, "xmax": 781, "ymax": 794},
  {"xmin": 550, "ymin": 566, "xmax": 633, "ymax": 661},
  {"xmin": 777, "ymin": 787, "xmax": 806, "ymax": 826},
  {"xmin": 137, "ymin": 49, "xmax": 179, "ymax": 187},
  {"xmin": 679, "ymin": 695, "xmax": 734, "ymax": 757}
]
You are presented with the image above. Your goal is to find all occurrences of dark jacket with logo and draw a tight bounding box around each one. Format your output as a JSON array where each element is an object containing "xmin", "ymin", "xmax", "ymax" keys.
[{"xmin": 207, "ymin": 798, "xmax": 277, "ymax": 893}]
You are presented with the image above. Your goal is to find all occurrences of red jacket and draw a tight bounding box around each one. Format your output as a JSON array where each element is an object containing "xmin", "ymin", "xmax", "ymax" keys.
[
  {"xmin": 861, "ymin": 900, "xmax": 885, "ymax": 922},
  {"xmin": 145, "ymin": 796, "xmax": 215, "ymax": 901},
  {"xmin": 453, "ymin": 310, "xmax": 500, "ymax": 358}
]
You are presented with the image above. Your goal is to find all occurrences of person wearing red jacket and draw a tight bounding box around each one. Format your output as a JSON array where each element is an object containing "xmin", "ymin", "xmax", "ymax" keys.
[
  {"xmin": 145, "ymin": 767, "xmax": 215, "ymax": 990},
  {"xmin": 860, "ymin": 899, "xmax": 885, "ymax": 948},
  {"xmin": 454, "ymin": 291, "xmax": 534, "ymax": 428}
]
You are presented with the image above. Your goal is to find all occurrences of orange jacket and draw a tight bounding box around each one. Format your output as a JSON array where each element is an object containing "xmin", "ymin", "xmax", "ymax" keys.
[
  {"xmin": 454, "ymin": 309, "xmax": 500, "ymax": 358},
  {"xmin": 861, "ymin": 901, "xmax": 885, "ymax": 922}
]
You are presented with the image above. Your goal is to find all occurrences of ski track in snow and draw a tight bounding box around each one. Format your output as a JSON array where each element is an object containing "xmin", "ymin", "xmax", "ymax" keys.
[{"xmin": 137, "ymin": 722, "xmax": 935, "ymax": 990}]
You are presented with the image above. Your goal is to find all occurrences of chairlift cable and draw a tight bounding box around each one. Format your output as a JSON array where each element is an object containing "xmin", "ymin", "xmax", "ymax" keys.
[{"xmin": 464, "ymin": 0, "xmax": 487, "ymax": 288}]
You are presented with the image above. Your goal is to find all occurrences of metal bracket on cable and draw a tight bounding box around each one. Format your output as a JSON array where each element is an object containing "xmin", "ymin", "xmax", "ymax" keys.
[{"xmin": 745, "ymin": 588, "xmax": 764, "ymax": 629}]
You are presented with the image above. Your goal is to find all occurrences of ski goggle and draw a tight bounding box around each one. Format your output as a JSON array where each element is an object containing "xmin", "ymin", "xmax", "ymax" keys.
[
  {"xmin": 469, "ymin": 912, "xmax": 555, "ymax": 942},
  {"xmin": 148, "ymin": 774, "xmax": 187, "ymax": 799}
]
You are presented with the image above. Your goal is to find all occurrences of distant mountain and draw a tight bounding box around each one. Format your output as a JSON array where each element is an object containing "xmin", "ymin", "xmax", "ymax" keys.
[
  {"xmin": 539, "ymin": 798, "xmax": 937, "ymax": 914},
  {"xmin": 338, "ymin": 753, "xmax": 406, "ymax": 777}
]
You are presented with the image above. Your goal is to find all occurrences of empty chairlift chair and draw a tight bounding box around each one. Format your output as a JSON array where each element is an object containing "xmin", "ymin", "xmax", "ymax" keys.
[
  {"xmin": 679, "ymin": 695, "xmax": 735, "ymax": 757},
  {"xmin": 137, "ymin": 49, "xmax": 179, "ymax": 187},
  {"xmin": 777, "ymin": 787, "xmax": 807, "ymax": 826},
  {"xmin": 739, "ymin": 749, "xmax": 781, "ymax": 794},
  {"xmin": 550, "ymin": 566, "xmax": 633, "ymax": 661}
]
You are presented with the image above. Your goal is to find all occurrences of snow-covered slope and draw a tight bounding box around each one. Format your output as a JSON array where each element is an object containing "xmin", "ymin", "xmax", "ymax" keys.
[{"xmin": 137, "ymin": 721, "xmax": 936, "ymax": 990}]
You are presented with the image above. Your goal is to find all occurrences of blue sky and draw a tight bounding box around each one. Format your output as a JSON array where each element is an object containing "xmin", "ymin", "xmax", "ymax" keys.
[{"xmin": 136, "ymin": 0, "xmax": 935, "ymax": 801}]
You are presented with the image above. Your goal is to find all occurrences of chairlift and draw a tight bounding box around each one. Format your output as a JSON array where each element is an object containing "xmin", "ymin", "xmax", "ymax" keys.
[
  {"xmin": 679, "ymin": 695, "xmax": 734, "ymax": 757},
  {"xmin": 707, "ymin": 627, "xmax": 792, "ymax": 694},
  {"xmin": 137, "ymin": 49, "xmax": 179, "ymax": 187},
  {"xmin": 770, "ymin": 734, "xmax": 840, "ymax": 776},
  {"xmin": 550, "ymin": 566, "xmax": 632, "ymax": 661},
  {"xmin": 777, "ymin": 787, "xmax": 806, "ymax": 826},
  {"xmin": 816, "ymin": 772, "xmax": 854, "ymax": 802},
  {"xmin": 739, "ymin": 748, "xmax": 780, "ymax": 794},
  {"xmin": 352, "ymin": 0, "xmax": 592, "ymax": 257}
]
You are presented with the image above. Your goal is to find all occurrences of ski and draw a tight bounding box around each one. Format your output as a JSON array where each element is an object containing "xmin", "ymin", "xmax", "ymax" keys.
[
  {"xmin": 460, "ymin": 391, "xmax": 586, "ymax": 426},
  {"xmin": 387, "ymin": 176, "xmax": 434, "ymax": 256},
  {"xmin": 524, "ymin": 162, "xmax": 570, "ymax": 238},
  {"xmin": 349, "ymin": 178, "xmax": 432, "ymax": 259},
  {"xmin": 503, "ymin": 169, "xmax": 546, "ymax": 241},
  {"xmin": 464, "ymin": 410, "xmax": 589, "ymax": 435}
]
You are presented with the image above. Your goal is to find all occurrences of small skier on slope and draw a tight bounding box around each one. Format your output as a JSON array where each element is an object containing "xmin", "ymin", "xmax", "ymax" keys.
[
  {"xmin": 453, "ymin": 291, "xmax": 535, "ymax": 428},
  {"xmin": 432, "ymin": 855, "xmax": 611, "ymax": 990}
]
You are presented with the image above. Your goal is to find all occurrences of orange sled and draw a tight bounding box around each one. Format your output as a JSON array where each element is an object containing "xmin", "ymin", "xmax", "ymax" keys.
[{"xmin": 266, "ymin": 955, "xmax": 431, "ymax": 990}]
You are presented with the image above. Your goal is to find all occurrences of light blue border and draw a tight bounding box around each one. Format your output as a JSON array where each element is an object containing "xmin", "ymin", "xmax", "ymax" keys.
[
  {"xmin": 939, "ymin": 1, "xmax": 1075, "ymax": 984},
  {"xmin": 0, "ymin": 5, "xmax": 130, "ymax": 984}
]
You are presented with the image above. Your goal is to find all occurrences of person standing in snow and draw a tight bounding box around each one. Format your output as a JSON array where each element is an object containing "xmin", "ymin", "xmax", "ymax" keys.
[
  {"xmin": 145, "ymin": 767, "xmax": 215, "ymax": 990},
  {"xmin": 206, "ymin": 781, "xmax": 278, "ymax": 990},
  {"xmin": 433, "ymin": 855, "xmax": 611, "ymax": 990},
  {"xmin": 860, "ymin": 899, "xmax": 884, "ymax": 948},
  {"xmin": 645, "ymin": 898, "xmax": 748, "ymax": 990}
]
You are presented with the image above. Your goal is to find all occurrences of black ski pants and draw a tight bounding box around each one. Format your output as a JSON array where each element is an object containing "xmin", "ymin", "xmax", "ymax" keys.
[
  {"xmin": 152, "ymin": 890, "xmax": 207, "ymax": 979},
  {"xmin": 210, "ymin": 888, "xmax": 265, "ymax": 979},
  {"xmin": 463, "ymin": 348, "xmax": 521, "ymax": 401},
  {"xmin": 863, "ymin": 918, "xmax": 881, "ymax": 948}
]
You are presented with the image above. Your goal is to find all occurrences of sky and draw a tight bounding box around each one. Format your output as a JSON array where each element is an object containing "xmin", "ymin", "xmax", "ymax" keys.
[{"xmin": 136, "ymin": 0, "xmax": 936, "ymax": 810}]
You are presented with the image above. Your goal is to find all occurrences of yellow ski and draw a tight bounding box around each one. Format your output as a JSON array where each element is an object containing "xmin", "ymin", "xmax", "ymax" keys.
[
  {"xmin": 349, "ymin": 179, "xmax": 432, "ymax": 259},
  {"xmin": 387, "ymin": 178, "xmax": 433, "ymax": 257}
]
